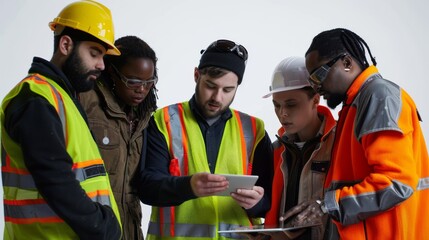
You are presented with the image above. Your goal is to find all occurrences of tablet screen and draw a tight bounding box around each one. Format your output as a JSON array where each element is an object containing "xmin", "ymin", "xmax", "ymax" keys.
[{"xmin": 215, "ymin": 174, "xmax": 259, "ymax": 196}]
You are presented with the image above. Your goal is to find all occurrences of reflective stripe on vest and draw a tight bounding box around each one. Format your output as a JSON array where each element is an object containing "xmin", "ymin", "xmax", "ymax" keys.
[
  {"xmin": 3, "ymin": 160, "xmax": 107, "ymax": 189},
  {"xmin": 417, "ymin": 177, "xmax": 429, "ymax": 190},
  {"xmin": 148, "ymin": 221, "xmax": 248, "ymax": 239},
  {"xmin": 166, "ymin": 104, "xmax": 257, "ymax": 177},
  {"xmin": 151, "ymin": 102, "xmax": 260, "ymax": 239}
]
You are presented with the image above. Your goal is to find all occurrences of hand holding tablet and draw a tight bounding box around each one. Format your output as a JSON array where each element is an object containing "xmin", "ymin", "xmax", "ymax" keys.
[{"xmin": 215, "ymin": 174, "xmax": 259, "ymax": 196}]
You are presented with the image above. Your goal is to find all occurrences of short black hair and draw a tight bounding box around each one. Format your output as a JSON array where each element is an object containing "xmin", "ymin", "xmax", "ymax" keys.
[
  {"xmin": 53, "ymin": 27, "xmax": 109, "ymax": 53},
  {"xmin": 305, "ymin": 28, "xmax": 377, "ymax": 68}
]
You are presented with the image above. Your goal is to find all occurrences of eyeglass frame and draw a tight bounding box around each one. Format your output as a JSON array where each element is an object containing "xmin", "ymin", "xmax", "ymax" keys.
[
  {"xmin": 308, "ymin": 53, "xmax": 347, "ymax": 87},
  {"xmin": 110, "ymin": 64, "xmax": 158, "ymax": 90},
  {"xmin": 201, "ymin": 39, "xmax": 248, "ymax": 61}
]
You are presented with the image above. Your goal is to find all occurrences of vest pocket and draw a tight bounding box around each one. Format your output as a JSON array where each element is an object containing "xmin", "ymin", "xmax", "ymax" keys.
[
  {"xmin": 311, "ymin": 161, "xmax": 330, "ymax": 173},
  {"xmin": 89, "ymin": 121, "xmax": 121, "ymax": 174},
  {"xmin": 311, "ymin": 161, "xmax": 330, "ymax": 195}
]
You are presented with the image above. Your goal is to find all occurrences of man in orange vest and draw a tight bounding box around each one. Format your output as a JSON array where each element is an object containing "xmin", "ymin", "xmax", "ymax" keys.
[
  {"xmin": 1, "ymin": 1, "xmax": 121, "ymax": 239},
  {"xmin": 283, "ymin": 28, "xmax": 429, "ymax": 239}
]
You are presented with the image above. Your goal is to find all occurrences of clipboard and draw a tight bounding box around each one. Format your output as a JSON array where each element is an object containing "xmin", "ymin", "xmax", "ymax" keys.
[
  {"xmin": 217, "ymin": 223, "xmax": 321, "ymax": 234},
  {"xmin": 215, "ymin": 174, "xmax": 259, "ymax": 196}
]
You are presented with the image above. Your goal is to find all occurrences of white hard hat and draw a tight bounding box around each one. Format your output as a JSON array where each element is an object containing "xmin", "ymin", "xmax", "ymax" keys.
[{"xmin": 262, "ymin": 56, "xmax": 310, "ymax": 98}]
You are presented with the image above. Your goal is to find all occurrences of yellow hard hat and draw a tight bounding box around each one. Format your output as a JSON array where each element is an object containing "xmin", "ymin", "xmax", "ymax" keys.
[{"xmin": 49, "ymin": 0, "xmax": 120, "ymax": 55}]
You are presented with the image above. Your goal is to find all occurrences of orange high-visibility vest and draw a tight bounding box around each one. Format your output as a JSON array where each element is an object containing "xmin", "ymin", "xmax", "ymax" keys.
[{"xmin": 324, "ymin": 66, "xmax": 429, "ymax": 239}]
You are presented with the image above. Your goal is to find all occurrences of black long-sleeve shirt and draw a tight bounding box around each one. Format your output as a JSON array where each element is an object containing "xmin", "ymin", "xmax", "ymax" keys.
[
  {"xmin": 2, "ymin": 57, "xmax": 120, "ymax": 239},
  {"xmin": 138, "ymin": 96, "xmax": 273, "ymax": 218}
]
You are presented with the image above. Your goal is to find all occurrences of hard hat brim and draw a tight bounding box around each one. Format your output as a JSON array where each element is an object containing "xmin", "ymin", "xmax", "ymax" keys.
[{"xmin": 262, "ymin": 84, "xmax": 310, "ymax": 98}]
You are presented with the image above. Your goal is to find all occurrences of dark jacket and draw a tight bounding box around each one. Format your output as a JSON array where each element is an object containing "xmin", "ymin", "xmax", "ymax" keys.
[{"xmin": 2, "ymin": 57, "xmax": 121, "ymax": 239}]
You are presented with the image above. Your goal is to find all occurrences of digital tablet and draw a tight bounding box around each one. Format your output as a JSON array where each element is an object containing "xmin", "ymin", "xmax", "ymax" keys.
[
  {"xmin": 215, "ymin": 174, "xmax": 259, "ymax": 196},
  {"xmin": 217, "ymin": 223, "xmax": 321, "ymax": 234}
]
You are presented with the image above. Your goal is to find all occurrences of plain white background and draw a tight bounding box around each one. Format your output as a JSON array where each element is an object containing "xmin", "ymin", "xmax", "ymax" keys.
[{"xmin": 1, "ymin": 0, "xmax": 428, "ymax": 237}]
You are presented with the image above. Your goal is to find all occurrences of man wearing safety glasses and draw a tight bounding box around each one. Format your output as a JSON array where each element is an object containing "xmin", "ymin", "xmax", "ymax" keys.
[
  {"xmin": 138, "ymin": 39, "xmax": 273, "ymax": 240},
  {"xmin": 282, "ymin": 28, "xmax": 429, "ymax": 240}
]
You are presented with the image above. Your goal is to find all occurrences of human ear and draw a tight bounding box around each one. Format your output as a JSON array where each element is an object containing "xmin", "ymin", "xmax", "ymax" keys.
[
  {"xmin": 313, "ymin": 94, "xmax": 320, "ymax": 107},
  {"xmin": 343, "ymin": 55, "xmax": 353, "ymax": 72},
  {"xmin": 194, "ymin": 67, "xmax": 200, "ymax": 83},
  {"xmin": 58, "ymin": 35, "xmax": 74, "ymax": 56}
]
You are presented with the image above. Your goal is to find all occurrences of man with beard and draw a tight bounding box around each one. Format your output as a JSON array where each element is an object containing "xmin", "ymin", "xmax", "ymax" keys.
[
  {"xmin": 1, "ymin": 1, "xmax": 122, "ymax": 239},
  {"xmin": 281, "ymin": 28, "xmax": 429, "ymax": 240},
  {"xmin": 138, "ymin": 39, "xmax": 273, "ymax": 240}
]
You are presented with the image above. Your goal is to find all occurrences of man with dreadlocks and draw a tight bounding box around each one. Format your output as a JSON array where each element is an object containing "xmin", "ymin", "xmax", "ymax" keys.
[
  {"xmin": 80, "ymin": 35, "xmax": 158, "ymax": 240},
  {"xmin": 281, "ymin": 28, "xmax": 429, "ymax": 239}
]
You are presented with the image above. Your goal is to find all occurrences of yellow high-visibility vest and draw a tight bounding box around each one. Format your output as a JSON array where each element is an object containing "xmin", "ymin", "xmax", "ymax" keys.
[
  {"xmin": 147, "ymin": 102, "xmax": 265, "ymax": 240},
  {"xmin": 1, "ymin": 74, "xmax": 121, "ymax": 239}
]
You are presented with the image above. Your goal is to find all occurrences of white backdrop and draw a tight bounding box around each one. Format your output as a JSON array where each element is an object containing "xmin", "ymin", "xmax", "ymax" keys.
[{"xmin": 1, "ymin": 0, "xmax": 428, "ymax": 237}]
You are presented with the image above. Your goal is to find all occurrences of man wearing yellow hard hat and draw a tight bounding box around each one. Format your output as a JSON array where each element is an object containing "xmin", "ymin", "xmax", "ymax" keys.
[{"xmin": 1, "ymin": 1, "xmax": 122, "ymax": 239}]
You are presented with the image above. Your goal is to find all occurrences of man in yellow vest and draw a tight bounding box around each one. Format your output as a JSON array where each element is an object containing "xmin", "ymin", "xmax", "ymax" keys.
[
  {"xmin": 138, "ymin": 39, "xmax": 274, "ymax": 239},
  {"xmin": 1, "ymin": 1, "xmax": 122, "ymax": 239}
]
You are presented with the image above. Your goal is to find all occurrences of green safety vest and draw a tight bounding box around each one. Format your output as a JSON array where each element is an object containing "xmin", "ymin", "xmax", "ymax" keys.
[
  {"xmin": 1, "ymin": 74, "xmax": 121, "ymax": 239},
  {"xmin": 147, "ymin": 102, "xmax": 265, "ymax": 240}
]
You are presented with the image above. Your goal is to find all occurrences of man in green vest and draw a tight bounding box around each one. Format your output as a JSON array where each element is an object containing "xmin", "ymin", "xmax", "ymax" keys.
[
  {"xmin": 138, "ymin": 39, "xmax": 274, "ymax": 239},
  {"xmin": 1, "ymin": 1, "xmax": 122, "ymax": 239}
]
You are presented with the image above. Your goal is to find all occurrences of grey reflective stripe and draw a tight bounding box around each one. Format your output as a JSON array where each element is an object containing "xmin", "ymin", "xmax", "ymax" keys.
[
  {"xmin": 3, "ymin": 193, "xmax": 111, "ymax": 221},
  {"xmin": 148, "ymin": 221, "xmax": 215, "ymax": 237},
  {"xmin": 2, "ymin": 171, "xmax": 36, "ymax": 189},
  {"xmin": 159, "ymin": 105, "xmax": 183, "ymax": 237},
  {"xmin": 332, "ymin": 180, "xmax": 413, "ymax": 225},
  {"xmin": 74, "ymin": 164, "xmax": 107, "ymax": 182},
  {"xmin": 90, "ymin": 194, "xmax": 111, "ymax": 206},
  {"xmin": 236, "ymin": 111, "xmax": 256, "ymax": 164},
  {"xmin": 4, "ymin": 201, "xmax": 58, "ymax": 219},
  {"xmin": 166, "ymin": 106, "xmax": 257, "ymax": 174},
  {"xmin": 42, "ymin": 79, "xmax": 67, "ymax": 137},
  {"xmin": 417, "ymin": 177, "xmax": 429, "ymax": 190},
  {"xmin": 159, "ymin": 207, "xmax": 173, "ymax": 235},
  {"xmin": 218, "ymin": 223, "xmax": 248, "ymax": 239},
  {"xmin": 147, "ymin": 221, "xmax": 248, "ymax": 239},
  {"xmin": 3, "ymin": 164, "xmax": 106, "ymax": 189},
  {"xmin": 50, "ymin": 84, "xmax": 66, "ymax": 136},
  {"xmin": 167, "ymin": 104, "xmax": 186, "ymax": 174},
  {"xmin": 353, "ymin": 74, "xmax": 402, "ymax": 141}
]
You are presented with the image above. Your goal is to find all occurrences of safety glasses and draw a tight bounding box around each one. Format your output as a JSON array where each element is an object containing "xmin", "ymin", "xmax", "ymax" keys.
[
  {"xmin": 308, "ymin": 53, "xmax": 347, "ymax": 87},
  {"xmin": 111, "ymin": 65, "xmax": 158, "ymax": 90},
  {"xmin": 202, "ymin": 39, "xmax": 248, "ymax": 61}
]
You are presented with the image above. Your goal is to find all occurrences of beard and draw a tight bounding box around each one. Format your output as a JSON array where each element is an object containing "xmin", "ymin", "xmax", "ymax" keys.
[
  {"xmin": 326, "ymin": 93, "xmax": 346, "ymax": 109},
  {"xmin": 62, "ymin": 47, "xmax": 100, "ymax": 93},
  {"xmin": 195, "ymin": 83, "xmax": 234, "ymax": 119}
]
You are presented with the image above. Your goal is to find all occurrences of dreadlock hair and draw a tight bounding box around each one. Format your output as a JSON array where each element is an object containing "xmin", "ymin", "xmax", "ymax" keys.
[
  {"xmin": 305, "ymin": 28, "xmax": 377, "ymax": 69},
  {"xmin": 105, "ymin": 35, "xmax": 158, "ymax": 114}
]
